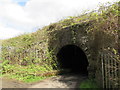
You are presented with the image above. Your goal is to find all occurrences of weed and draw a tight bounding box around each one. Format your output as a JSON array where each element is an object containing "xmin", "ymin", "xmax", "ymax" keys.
[{"xmin": 1, "ymin": 61, "xmax": 56, "ymax": 83}]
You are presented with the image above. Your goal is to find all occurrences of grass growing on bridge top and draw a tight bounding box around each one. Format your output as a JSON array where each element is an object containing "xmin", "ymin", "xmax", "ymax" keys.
[{"xmin": 2, "ymin": 1, "xmax": 119, "ymax": 48}]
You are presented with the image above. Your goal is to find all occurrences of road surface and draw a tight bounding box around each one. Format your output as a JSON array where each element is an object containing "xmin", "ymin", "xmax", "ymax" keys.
[{"xmin": 1, "ymin": 74, "xmax": 88, "ymax": 89}]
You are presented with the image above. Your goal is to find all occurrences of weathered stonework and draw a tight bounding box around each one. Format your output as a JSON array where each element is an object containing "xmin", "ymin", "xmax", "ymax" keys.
[{"xmin": 47, "ymin": 23, "xmax": 98, "ymax": 79}]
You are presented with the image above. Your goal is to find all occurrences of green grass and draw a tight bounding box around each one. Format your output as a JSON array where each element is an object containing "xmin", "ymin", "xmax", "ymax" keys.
[
  {"xmin": 3, "ymin": 74, "xmax": 47, "ymax": 83},
  {"xmin": 79, "ymin": 79, "xmax": 99, "ymax": 88},
  {"xmin": 0, "ymin": 73, "xmax": 2, "ymax": 77},
  {"xmin": 1, "ymin": 61, "xmax": 56, "ymax": 83},
  {"xmin": 23, "ymin": 76, "xmax": 47, "ymax": 83}
]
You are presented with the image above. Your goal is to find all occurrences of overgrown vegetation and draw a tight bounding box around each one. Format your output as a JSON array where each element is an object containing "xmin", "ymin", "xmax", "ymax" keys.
[
  {"xmin": 1, "ymin": 59, "xmax": 58, "ymax": 83},
  {"xmin": 1, "ymin": 1, "xmax": 119, "ymax": 85}
]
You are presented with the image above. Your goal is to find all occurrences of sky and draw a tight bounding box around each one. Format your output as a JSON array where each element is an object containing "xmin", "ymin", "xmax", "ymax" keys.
[{"xmin": 0, "ymin": 0, "xmax": 117, "ymax": 40}]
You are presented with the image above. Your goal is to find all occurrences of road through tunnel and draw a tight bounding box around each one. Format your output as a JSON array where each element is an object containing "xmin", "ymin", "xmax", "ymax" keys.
[{"xmin": 57, "ymin": 45, "xmax": 89, "ymax": 76}]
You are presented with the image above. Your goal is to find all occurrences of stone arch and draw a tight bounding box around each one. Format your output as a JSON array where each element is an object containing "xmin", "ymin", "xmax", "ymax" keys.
[
  {"xmin": 47, "ymin": 24, "xmax": 96, "ymax": 77},
  {"xmin": 57, "ymin": 44, "xmax": 89, "ymax": 75}
]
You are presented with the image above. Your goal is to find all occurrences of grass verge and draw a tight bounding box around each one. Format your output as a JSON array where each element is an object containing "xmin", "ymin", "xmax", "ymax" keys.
[
  {"xmin": 79, "ymin": 79, "xmax": 99, "ymax": 88},
  {"xmin": 1, "ymin": 61, "xmax": 57, "ymax": 83},
  {"xmin": 2, "ymin": 74, "xmax": 48, "ymax": 83}
]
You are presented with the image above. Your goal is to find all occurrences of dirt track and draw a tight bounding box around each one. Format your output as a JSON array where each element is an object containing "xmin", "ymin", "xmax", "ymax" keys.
[{"xmin": 1, "ymin": 74, "xmax": 88, "ymax": 89}]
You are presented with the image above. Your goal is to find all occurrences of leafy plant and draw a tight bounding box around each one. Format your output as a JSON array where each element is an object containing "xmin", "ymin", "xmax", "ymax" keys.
[{"xmin": 1, "ymin": 59, "xmax": 56, "ymax": 83}]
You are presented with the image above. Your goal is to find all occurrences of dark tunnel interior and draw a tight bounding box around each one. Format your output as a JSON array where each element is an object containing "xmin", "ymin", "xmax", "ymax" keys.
[{"xmin": 57, "ymin": 45, "xmax": 89, "ymax": 75}]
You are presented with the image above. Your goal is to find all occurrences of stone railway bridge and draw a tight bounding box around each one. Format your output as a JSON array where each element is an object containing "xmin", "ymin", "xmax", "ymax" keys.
[
  {"xmin": 2, "ymin": 19, "xmax": 120, "ymax": 88},
  {"xmin": 47, "ymin": 23, "xmax": 119, "ymax": 88}
]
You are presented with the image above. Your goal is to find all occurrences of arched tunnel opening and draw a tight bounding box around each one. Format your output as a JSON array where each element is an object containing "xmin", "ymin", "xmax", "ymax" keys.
[{"xmin": 57, "ymin": 45, "xmax": 89, "ymax": 76}]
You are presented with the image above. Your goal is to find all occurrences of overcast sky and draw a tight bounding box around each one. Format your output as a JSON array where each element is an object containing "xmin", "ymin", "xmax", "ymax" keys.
[{"xmin": 0, "ymin": 0, "xmax": 117, "ymax": 40}]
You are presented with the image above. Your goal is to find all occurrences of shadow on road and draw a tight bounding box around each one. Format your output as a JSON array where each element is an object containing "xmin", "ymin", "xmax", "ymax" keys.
[{"xmin": 57, "ymin": 73, "xmax": 88, "ymax": 88}]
